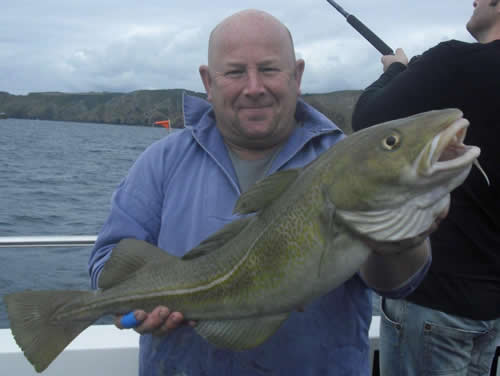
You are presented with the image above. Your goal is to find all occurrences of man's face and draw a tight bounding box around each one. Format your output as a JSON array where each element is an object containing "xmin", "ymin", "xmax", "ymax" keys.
[
  {"xmin": 200, "ymin": 19, "xmax": 304, "ymax": 155},
  {"xmin": 467, "ymin": 0, "xmax": 499, "ymax": 41}
]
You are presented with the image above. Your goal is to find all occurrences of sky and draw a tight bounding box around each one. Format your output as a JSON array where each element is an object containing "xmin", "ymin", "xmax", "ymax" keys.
[{"xmin": 0, "ymin": 1, "xmax": 476, "ymax": 96}]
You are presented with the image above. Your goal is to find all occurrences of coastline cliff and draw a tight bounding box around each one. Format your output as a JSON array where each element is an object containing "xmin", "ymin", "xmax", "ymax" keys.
[{"xmin": 0, "ymin": 89, "xmax": 361, "ymax": 134}]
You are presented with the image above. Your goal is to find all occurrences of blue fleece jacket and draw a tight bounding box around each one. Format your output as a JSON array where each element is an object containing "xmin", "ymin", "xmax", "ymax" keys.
[{"xmin": 89, "ymin": 94, "xmax": 427, "ymax": 375}]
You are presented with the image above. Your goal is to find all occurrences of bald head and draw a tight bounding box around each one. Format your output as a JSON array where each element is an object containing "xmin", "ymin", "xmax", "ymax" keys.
[
  {"xmin": 199, "ymin": 9, "xmax": 305, "ymax": 159},
  {"xmin": 207, "ymin": 9, "xmax": 297, "ymax": 69}
]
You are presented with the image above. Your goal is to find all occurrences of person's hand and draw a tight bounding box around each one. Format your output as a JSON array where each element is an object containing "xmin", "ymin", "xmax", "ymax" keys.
[
  {"xmin": 114, "ymin": 306, "xmax": 196, "ymax": 336},
  {"xmin": 381, "ymin": 48, "xmax": 409, "ymax": 72}
]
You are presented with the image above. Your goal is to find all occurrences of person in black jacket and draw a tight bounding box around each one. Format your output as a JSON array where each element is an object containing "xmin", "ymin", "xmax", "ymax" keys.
[{"xmin": 352, "ymin": 1, "xmax": 500, "ymax": 375}]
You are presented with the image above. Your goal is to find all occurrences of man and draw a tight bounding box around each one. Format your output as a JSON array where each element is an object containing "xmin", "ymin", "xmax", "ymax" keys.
[
  {"xmin": 352, "ymin": 1, "xmax": 500, "ymax": 375},
  {"xmin": 89, "ymin": 9, "xmax": 436, "ymax": 375}
]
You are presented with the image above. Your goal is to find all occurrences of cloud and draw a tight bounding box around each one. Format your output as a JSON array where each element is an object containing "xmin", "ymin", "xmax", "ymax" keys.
[
  {"xmin": 0, "ymin": 1, "xmax": 475, "ymax": 95},
  {"xmin": 55, "ymin": 26, "xmax": 207, "ymax": 93}
]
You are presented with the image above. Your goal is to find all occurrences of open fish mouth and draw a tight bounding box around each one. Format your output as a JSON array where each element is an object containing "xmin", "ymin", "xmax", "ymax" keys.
[
  {"xmin": 420, "ymin": 117, "xmax": 480, "ymax": 176},
  {"xmin": 340, "ymin": 114, "xmax": 483, "ymax": 245}
]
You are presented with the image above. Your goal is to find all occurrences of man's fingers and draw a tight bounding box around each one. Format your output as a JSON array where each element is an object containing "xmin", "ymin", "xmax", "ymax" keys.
[
  {"xmin": 134, "ymin": 306, "xmax": 169, "ymax": 334},
  {"xmin": 166, "ymin": 312, "xmax": 184, "ymax": 329},
  {"xmin": 152, "ymin": 311, "xmax": 184, "ymax": 336},
  {"xmin": 381, "ymin": 47, "xmax": 409, "ymax": 71},
  {"xmin": 114, "ymin": 306, "xmax": 192, "ymax": 336}
]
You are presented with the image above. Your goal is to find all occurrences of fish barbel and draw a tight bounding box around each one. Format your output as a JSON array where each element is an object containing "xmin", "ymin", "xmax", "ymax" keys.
[{"xmin": 4, "ymin": 108, "xmax": 480, "ymax": 372}]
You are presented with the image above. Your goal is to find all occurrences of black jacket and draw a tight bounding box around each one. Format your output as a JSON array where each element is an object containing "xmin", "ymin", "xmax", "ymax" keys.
[{"xmin": 352, "ymin": 39, "xmax": 500, "ymax": 320}]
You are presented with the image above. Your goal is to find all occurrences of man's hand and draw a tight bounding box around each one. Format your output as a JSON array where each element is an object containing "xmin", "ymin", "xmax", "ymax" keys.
[
  {"xmin": 359, "ymin": 203, "xmax": 449, "ymax": 291},
  {"xmin": 382, "ymin": 48, "xmax": 409, "ymax": 72},
  {"xmin": 114, "ymin": 306, "xmax": 196, "ymax": 336}
]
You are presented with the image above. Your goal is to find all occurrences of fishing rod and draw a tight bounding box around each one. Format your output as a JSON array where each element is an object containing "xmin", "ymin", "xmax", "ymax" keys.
[{"xmin": 325, "ymin": 0, "xmax": 394, "ymax": 55}]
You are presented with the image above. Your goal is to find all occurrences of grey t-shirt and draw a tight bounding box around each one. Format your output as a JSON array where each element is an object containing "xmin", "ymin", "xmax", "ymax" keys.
[{"xmin": 228, "ymin": 147, "xmax": 280, "ymax": 193}]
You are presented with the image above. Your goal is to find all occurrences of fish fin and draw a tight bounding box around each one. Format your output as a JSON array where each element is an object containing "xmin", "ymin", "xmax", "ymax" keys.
[
  {"xmin": 195, "ymin": 313, "xmax": 289, "ymax": 350},
  {"xmin": 3, "ymin": 290, "xmax": 96, "ymax": 372},
  {"xmin": 182, "ymin": 217, "xmax": 253, "ymax": 260},
  {"xmin": 99, "ymin": 238, "xmax": 168, "ymax": 289},
  {"xmin": 233, "ymin": 169, "xmax": 301, "ymax": 214}
]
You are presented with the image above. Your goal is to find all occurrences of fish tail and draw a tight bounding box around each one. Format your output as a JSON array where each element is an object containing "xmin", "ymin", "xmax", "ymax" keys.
[{"xmin": 3, "ymin": 290, "xmax": 97, "ymax": 373}]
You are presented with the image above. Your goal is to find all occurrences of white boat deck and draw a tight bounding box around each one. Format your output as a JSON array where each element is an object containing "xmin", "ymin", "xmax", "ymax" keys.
[
  {"xmin": 0, "ymin": 325, "xmax": 139, "ymax": 375},
  {"xmin": 0, "ymin": 318, "xmax": 384, "ymax": 375}
]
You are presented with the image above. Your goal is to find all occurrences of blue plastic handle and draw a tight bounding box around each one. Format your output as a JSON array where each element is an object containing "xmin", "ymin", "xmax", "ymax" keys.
[{"xmin": 120, "ymin": 312, "xmax": 141, "ymax": 328}]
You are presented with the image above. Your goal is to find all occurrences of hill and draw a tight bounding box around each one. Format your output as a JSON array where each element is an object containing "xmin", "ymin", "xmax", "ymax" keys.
[{"xmin": 0, "ymin": 89, "xmax": 361, "ymax": 134}]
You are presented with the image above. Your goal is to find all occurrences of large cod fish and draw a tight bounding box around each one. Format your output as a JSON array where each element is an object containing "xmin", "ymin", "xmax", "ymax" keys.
[{"xmin": 4, "ymin": 109, "xmax": 480, "ymax": 372}]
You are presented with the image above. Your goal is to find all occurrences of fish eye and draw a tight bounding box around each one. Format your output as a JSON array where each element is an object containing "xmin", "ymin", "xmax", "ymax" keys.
[{"xmin": 382, "ymin": 133, "xmax": 401, "ymax": 150}]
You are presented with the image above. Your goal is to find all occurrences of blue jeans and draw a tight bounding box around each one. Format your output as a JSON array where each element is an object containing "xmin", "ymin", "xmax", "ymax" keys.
[{"xmin": 379, "ymin": 298, "xmax": 500, "ymax": 376}]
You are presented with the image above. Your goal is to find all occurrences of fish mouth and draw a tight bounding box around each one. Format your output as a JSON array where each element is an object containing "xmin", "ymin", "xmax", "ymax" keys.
[
  {"xmin": 419, "ymin": 117, "xmax": 480, "ymax": 176},
  {"xmin": 337, "ymin": 113, "xmax": 482, "ymax": 247}
]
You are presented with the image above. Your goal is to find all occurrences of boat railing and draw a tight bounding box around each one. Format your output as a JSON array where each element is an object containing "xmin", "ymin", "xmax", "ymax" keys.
[
  {"xmin": 1, "ymin": 236, "xmax": 499, "ymax": 376},
  {"xmin": 0, "ymin": 235, "xmax": 97, "ymax": 247}
]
